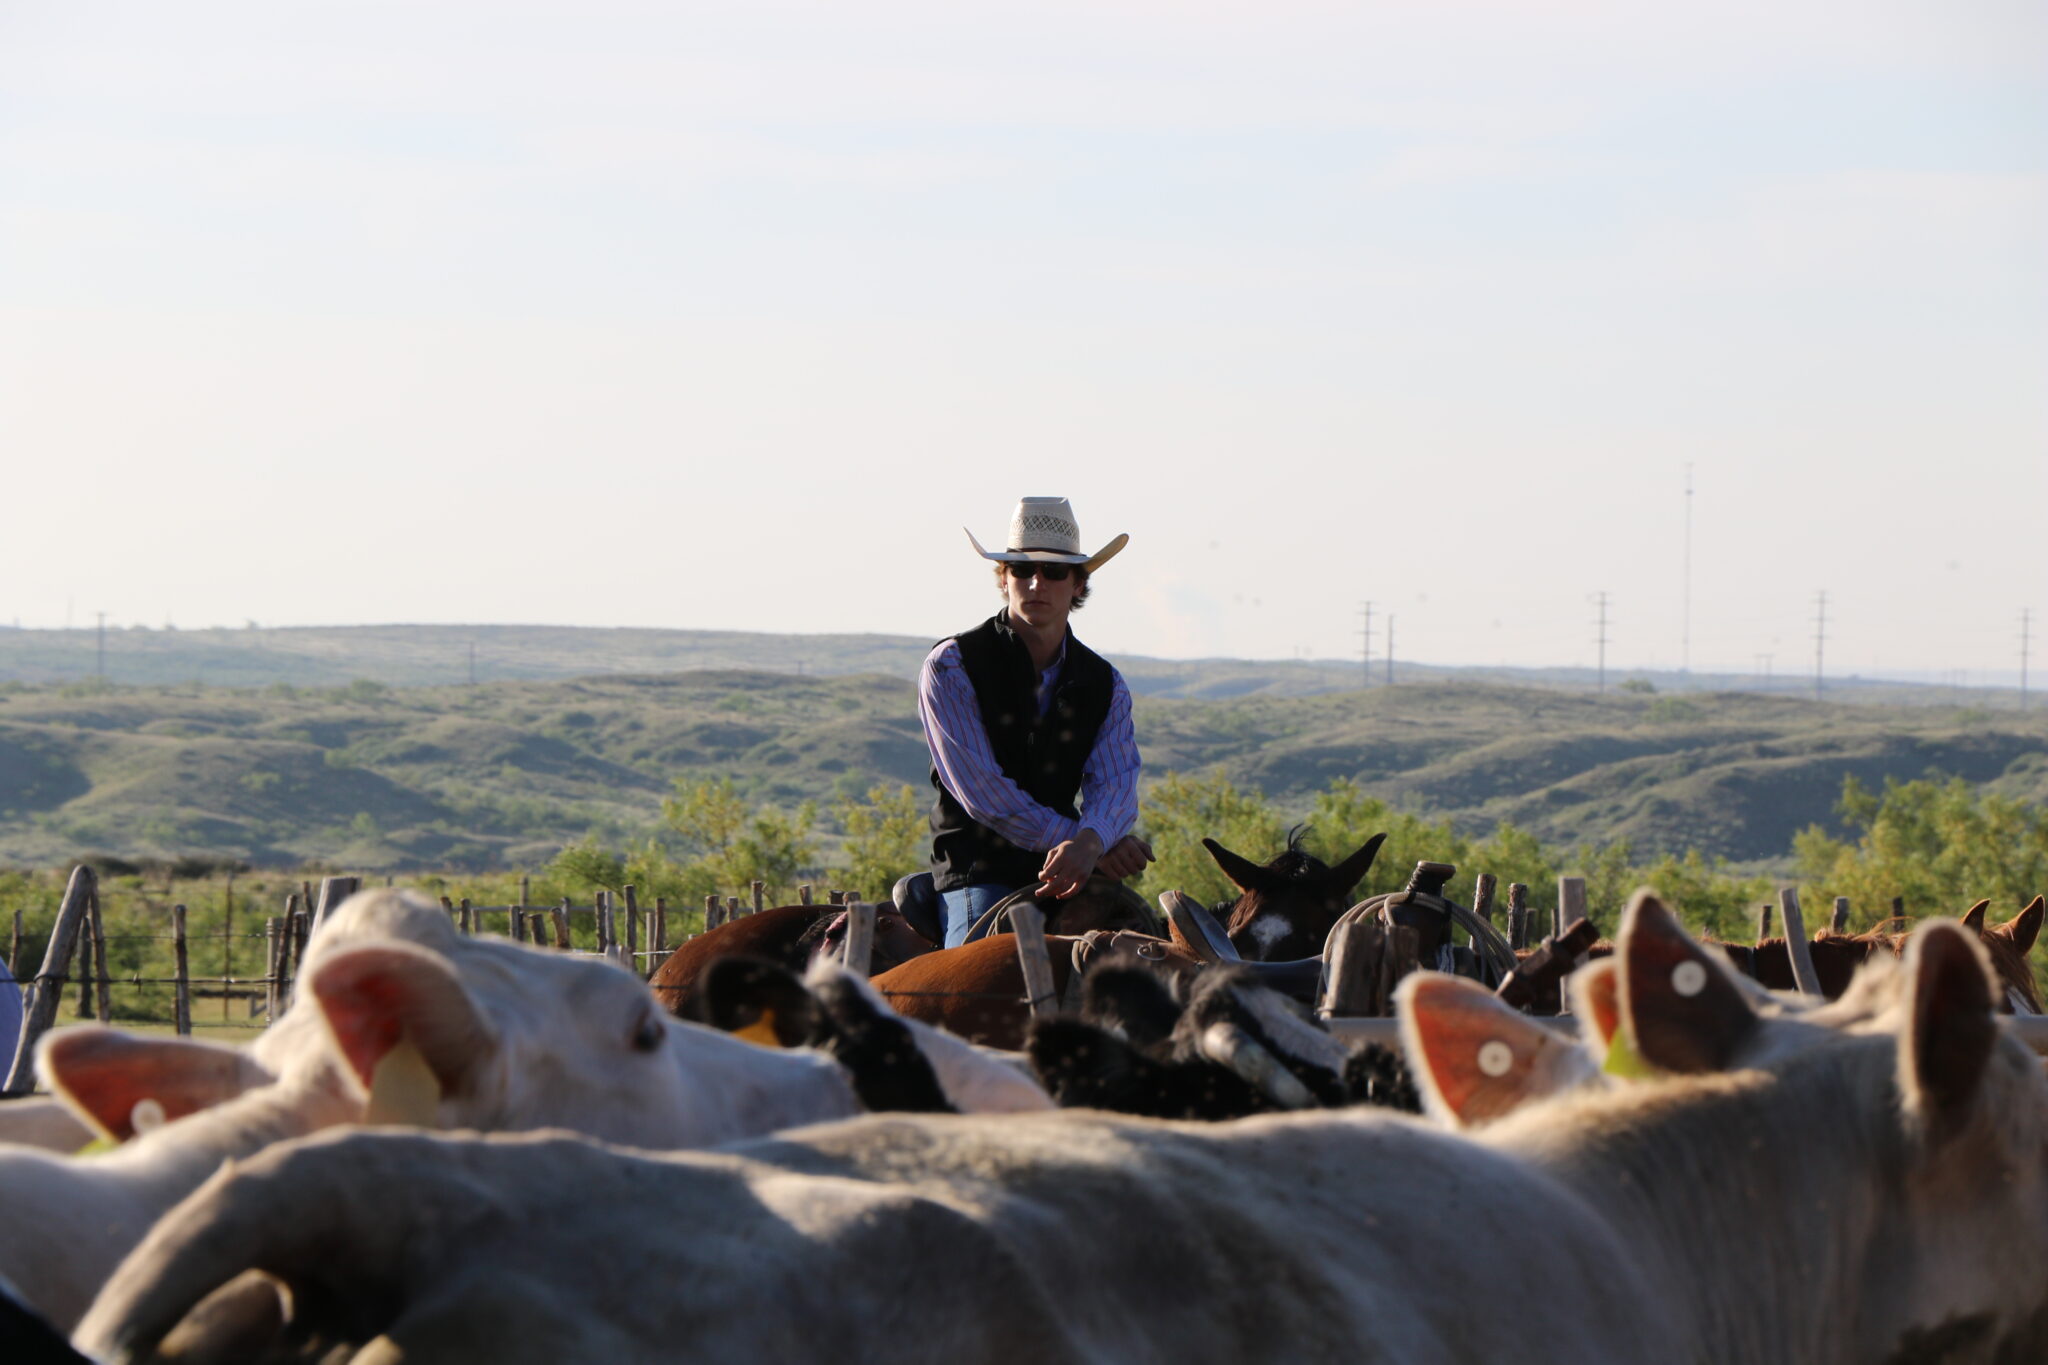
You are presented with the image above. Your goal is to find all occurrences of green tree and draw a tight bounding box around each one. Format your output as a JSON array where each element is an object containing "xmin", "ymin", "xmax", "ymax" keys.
[
  {"xmin": 835, "ymin": 784, "xmax": 926, "ymax": 901},
  {"xmin": 1795, "ymin": 774, "xmax": 2048, "ymax": 925},
  {"xmin": 660, "ymin": 776, "xmax": 818, "ymax": 903},
  {"xmin": 1131, "ymin": 768, "xmax": 1286, "ymax": 907}
]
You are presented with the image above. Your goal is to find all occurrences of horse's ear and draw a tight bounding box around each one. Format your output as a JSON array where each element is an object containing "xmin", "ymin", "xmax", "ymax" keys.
[
  {"xmin": 2002, "ymin": 896, "xmax": 2044, "ymax": 955},
  {"xmin": 1396, "ymin": 973, "xmax": 1592, "ymax": 1128},
  {"xmin": 1899, "ymin": 920, "xmax": 1999, "ymax": 1140},
  {"xmin": 696, "ymin": 957, "xmax": 819, "ymax": 1048},
  {"xmin": 1326, "ymin": 833, "xmax": 1387, "ymax": 898},
  {"xmin": 1960, "ymin": 899, "xmax": 1990, "ymax": 935},
  {"xmin": 1616, "ymin": 889, "xmax": 1757, "ymax": 1074},
  {"xmin": 1202, "ymin": 838, "xmax": 1270, "ymax": 894}
]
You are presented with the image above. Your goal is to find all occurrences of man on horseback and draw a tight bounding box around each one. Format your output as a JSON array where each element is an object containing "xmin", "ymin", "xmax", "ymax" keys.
[{"xmin": 918, "ymin": 496, "xmax": 1155, "ymax": 948}]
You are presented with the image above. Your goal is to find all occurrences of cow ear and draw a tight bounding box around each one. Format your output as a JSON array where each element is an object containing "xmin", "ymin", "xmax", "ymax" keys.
[
  {"xmin": 2003, "ymin": 896, "xmax": 2044, "ymax": 955},
  {"xmin": 1960, "ymin": 899, "xmax": 1990, "ymax": 935},
  {"xmin": 697, "ymin": 957, "xmax": 819, "ymax": 1048},
  {"xmin": 1326, "ymin": 833, "xmax": 1387, "ymax": 898},
  {"xmin": 38, "ymin": 1027, "xmax": 274, "ymax": 1142},
  {"xmin": 308, "ymin": 942, "xmax": 496, "ymax": 1099},
  {"xmin": 1396, "ymin": 973, "xmax": 1590, "ymax": 1128},
  {"xmin": 1203, "ymin": 839, "xmax": 1270, "ymax": 894},
  {"xmin": 1899, "ymin": 920, "xmax": 1999, "ymax": 1141},
  {"xmin": 1617, "ymin": 889, "xmax": 1758, "ymax": 1074}
]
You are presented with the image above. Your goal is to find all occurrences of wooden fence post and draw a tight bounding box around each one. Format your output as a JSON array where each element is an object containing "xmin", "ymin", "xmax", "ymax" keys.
[
  {"xmin": 552, "ymin": 898, "xmax": 571, "ymax": 951},
  {"xmin": 312, "ymin": 876, "xmax": 360, "ymax": 934},
  {"xmin": 76, "ymin": 881, "xmax": 108, "ymax": 1021},
  {"xmin": 623, "ymin": 886, "xmax": 640, "ymax": 973},
  {"xmin": 1318, "ymin": 915, "xmax": 1386, "ymax": 1018},
  {"xmin": 1891, "ymin": 896, "xmax": 1905, "ymax": 918},
  {"xmin": 1506, "ymin": 883, "xmax": 1530, "ymax": 951},
  {"xmin": 510, "ymin": 908, "xmax": 527, "ymax": 943},
  {"xmin": 171, "ymin": 903, "xmax": 191, "ymax": 1037},
  {"xmin": 289, "ymin": 908, "xmax": 310, "ymax": 1003},
  {"xmin": 265, "ymin": 917, "xmax": 284, "ymax": 1022},
  {"xmin": 519, "ymin": 874, "xmax": 531, "ymax": 909},
  {"xmin": 703, "ymin": 894, "xmax": 720, "ymax": 932},
  {"xmin": 600, "ymin": 892, "xmax": 621, "ymax": 965},
  {"xmin": 841, "ymin": 901, "xmax": 877, "ymax": 976},
  {"xmin": 1757, "ymin": 902, "xmax": 1774, "ymax": 940},
  {"xmin": 90, "ymin": 879, "xmax": 110, "ymax": 1024},
  {"xmin": 798, "ymin": 885, "xmax": 813, "ymax": 906},
  {"xmin": 1471, "ymin": 873, "xmax": 1497, "ymax": 925},
  {"xmin": 5, "ymin": 865, "xmax": 95, "ymax": 1094},
  {"xmin": 1777, "ymin": 887, "xmax": 1824, "ymax": 998},
  {"xmin": 459, "ymin": 898, "xmax": 474, "ymax": 935},
  {"xmin": 726, "ymin": 896, "xmax": 741, "ymax": 924},
  {"xmin": 1831, "ymin": 897, "xmax": 1850, "ymax": 933},
  {"xmin": 1009, "ymin": 903, "xmax": 1058, "ymax": 1019},
  {"xmin": 654, "ymin": 898, "xmax": 668, "ymax": 955},
  {"xmin": 751, "ymin": 881, "xmax": 765, "ymax": 915}
]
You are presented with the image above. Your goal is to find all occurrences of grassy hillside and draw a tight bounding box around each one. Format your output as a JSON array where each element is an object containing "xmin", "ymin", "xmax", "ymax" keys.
[
  {"xmin": 1, "ymin": 672, "xmax": 2043, "ymax": 871},
  {"xmin": 0, "ymin": 623, "xmax": 2027, "ymax": 707}
]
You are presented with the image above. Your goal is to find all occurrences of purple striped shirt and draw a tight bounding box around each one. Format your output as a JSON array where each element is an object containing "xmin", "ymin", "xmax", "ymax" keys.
[{"xmin": 917, "ymin": 636, "xmax": 1140, "ymax": 854}]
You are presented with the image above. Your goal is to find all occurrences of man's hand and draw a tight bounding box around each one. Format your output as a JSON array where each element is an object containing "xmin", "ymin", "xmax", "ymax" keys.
[
  {"xmin": 1094, "ymin": 835, "xmax": 1156, "ymax": 881},
  {"xmin": 1038, "ymin": 828, "xmax": 1105, "ymax": 899}
]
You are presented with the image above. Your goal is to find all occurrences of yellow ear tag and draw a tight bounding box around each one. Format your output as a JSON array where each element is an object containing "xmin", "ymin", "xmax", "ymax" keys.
[
  {"xmin": 74, "ymin": 1137, "xmax": 118, "ymax": 1157},
  {"xmin": 365, "ymin": 1035, "xmax": 443, "ymax": 1126},
  {"xmin": 1602, "ymin": 1027, "xmax": 1659, "ymax": 1079},
  {"xmin": 733, "ymin": 1009, "xmax": 784, "ymax": 1049}
]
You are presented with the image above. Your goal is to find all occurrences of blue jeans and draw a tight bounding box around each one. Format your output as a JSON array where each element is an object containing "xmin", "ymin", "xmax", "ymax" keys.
[{"xmin": 939, "ymin": 882, "xmax": 1019, "ymax": 950}]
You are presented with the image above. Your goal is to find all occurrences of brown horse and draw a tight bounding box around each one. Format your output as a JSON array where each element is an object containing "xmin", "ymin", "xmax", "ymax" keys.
[
  {"xmin": 647, "ymin": 905, "xmax": 934, "ymax": 1018},
  {"xmin": 1745, "ymin": 896, "xmax": 2043, "ymax": 1012},
  {"xmin": 1204, "ymin": 830, "xmax": 1386, "ymax": 961},
  {"xmin": 871, "ymin": 931, "xmax": 1202, "ymax": 1049}
]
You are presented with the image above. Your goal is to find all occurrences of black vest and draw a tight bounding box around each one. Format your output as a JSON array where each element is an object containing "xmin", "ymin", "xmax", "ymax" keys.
[{"xmin": 929, "ymin": 612, "xmax": 1116, "ymax": 892}]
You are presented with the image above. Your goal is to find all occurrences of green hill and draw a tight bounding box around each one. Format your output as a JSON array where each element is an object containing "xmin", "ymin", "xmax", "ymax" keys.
[{"xmin": 1, "ymin": 671, "xmax": 2042, "ymax": 872}]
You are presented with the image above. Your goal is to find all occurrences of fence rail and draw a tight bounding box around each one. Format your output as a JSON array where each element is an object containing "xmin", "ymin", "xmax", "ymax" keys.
[{"xmin": 3, "ymin": 870, "xmax": 870, "ymax": 1094}]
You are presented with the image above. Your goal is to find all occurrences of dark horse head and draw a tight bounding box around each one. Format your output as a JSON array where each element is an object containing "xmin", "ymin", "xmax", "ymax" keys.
[{"xmin": 1207, "ymin": 828, "xmax": 1387, "ymax": 962}]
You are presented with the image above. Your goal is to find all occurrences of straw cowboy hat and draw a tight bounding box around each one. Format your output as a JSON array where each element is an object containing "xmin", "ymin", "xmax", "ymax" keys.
[{"xmin": 964, "ymin": 496, "xmax": 1128, "ymax": 571}]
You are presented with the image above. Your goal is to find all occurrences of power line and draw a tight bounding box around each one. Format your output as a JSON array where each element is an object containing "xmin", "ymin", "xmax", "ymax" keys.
[{"xmin": 1812, "ymin": 591, "xmax": 1828, "ymax": 701}]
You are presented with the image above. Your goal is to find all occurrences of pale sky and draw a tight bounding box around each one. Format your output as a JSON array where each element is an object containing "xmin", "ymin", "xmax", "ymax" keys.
[{"xmin": 3, "ymin": 0, "xmax": 2043, "ymax": 679}]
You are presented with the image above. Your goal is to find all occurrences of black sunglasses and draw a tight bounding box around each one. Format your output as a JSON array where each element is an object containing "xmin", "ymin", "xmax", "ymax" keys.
[{"xmin": 1005, "ymin": 561, "xmax": 1075, "ymax": 581}]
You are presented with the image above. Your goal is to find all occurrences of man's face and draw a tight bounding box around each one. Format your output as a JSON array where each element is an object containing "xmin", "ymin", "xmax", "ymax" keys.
[{"xmin": 1002, "ymin": 561, "xmax": 1081, "ymax": 631}]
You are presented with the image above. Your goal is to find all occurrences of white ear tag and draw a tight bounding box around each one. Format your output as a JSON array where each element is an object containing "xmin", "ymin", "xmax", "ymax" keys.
[
  {"xmin": 1477, "ymin": 1041, "xmax": 1515, "ymax": 1077},
  {"xmin": 365, "ymin": 1035, "xmax": 443, "ymax": 1127},
  {"xmin": 1671, "ymin": 962, "xmax": 1707, "ymax": 997},
  {"xmin": 129, "ymin": 1098, "xmax": 167, "ymax": 1135}
]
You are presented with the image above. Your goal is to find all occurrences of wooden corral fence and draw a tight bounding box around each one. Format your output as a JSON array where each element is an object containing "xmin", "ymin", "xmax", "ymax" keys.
[{"xmin": 3, "ymin": 870, "xmax": 877, "ymax": 1095}]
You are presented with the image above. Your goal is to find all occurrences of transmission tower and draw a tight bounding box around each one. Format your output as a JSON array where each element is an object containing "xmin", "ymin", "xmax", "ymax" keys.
[
  {"xmin": 1357, "ymin": 602, "xmax": 1374, "ymax": 689},
  {"xmin": 1812, "ymin": 591, "xmax": 1828, "ymax": 701},
  {"xmin": 1681, "ymin": 464, "xmax": 1693, "ymax": 675},
  {"xmin": 1591, "ymin": 591, "xmax": 1611, "ymax": 693},
  {"xmin": 1384, "ymin": 614, "xmax": 1396, "ymax": 686},
  {"xmin": 2022, "ymin": 608, "xmax": 2033, "ymax": 712}
]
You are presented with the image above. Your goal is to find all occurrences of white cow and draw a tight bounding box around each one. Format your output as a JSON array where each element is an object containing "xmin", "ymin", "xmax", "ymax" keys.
[
  {"xmin": 0, "ymin": 889, "xmax": 860, "ymax": 1331},
  {"xmin": 78, "ymin": 892, "xmax": 2048, "ymax": 1365}
]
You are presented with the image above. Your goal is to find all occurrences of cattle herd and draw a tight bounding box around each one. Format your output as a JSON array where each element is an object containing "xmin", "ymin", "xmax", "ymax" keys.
[{"xmin": 1, "ymin": 847, "xmax": 2046, "ymax": 1364}]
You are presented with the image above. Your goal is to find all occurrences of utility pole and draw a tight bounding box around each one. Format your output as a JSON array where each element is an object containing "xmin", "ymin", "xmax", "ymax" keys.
[
  {"xmin": 95, "ymin": 611, "xmax": 106, "ymax": 682},
  {"xmin": 467, "ymin": 641, "xmax": 477, "ymax": 687},
  {"xmin": 1681, "ymin": 464, "xmax": 1693, "ymax": 675},
  {"xmin": 1812, "ymin": 591, "xmax": 1828, "ymax": 702},
  {"xmin": 1591, "ymin": 591, "xmax": 1610, "ymax": 694},
  {"xmin": 2022, "ymin": 608, "xmax": 2033, "ymax": 712},
  {"xmin": 1384, "ymin": 614, "xmax": 1395, "ymax": 686},
  {"xmin": 1357, "ymin": 601, "xmax": 1374, "ymax": 688}
]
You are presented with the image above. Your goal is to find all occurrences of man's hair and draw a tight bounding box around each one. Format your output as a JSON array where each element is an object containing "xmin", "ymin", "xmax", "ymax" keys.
[{"xmin": 994, "ymin": 562, "xmax": 1090, "ymax": 610}]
